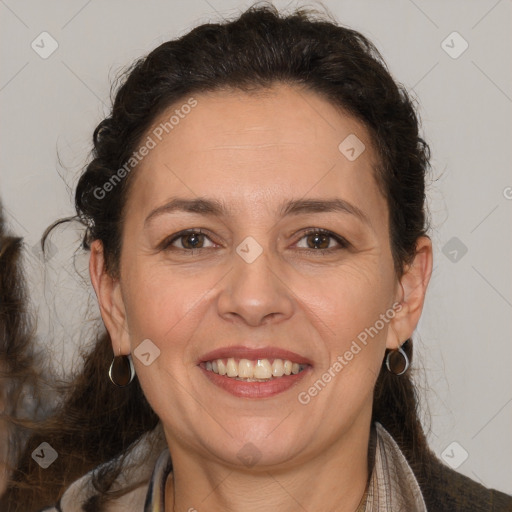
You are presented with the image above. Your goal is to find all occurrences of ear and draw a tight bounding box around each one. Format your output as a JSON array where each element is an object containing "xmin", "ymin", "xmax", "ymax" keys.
[
  {"xmin": 89, "ymin": 239, "xmax": 131, "ymax": 355},
  {"xmin": 386, "ymin": 236, "xmax": 433, "ymax": 349}
]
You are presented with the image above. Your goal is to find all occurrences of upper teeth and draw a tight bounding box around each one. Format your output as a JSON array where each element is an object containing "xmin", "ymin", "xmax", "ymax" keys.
[{"xmin": 204, "ymin": 358, "xmax": 305, "ymax": 380}]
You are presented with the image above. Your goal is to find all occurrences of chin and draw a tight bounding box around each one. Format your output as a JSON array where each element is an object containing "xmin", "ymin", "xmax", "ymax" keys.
[{"xmin": 205, "ymin": 421, "xmax": 309, "ymax": 469}]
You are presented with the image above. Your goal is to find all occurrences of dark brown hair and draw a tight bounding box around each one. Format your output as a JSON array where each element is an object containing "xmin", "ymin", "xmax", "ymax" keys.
[
  {"xmin": 3, "ymin": 4, "xmax": 434, "ymax": 510},
  {"xmin": 0, "ymin": 206, "xmax": 44, "ymax": 500}
]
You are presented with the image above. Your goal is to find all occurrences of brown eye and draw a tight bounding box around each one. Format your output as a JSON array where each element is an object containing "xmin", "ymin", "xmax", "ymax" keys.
[
  {"xmin": 162, "ymin": 230, "xmax": 216, "ymax": 251},
  {"xmin": 306, "ymin": 232, "xmax": 331, "ymax": 249},
  {"xmin": 180, "ymin": 232, "xmax": 205, "ymax": 249},
  {"xmin": 295, "ymin": 229, "xmax": 349, "ymax": 251}
]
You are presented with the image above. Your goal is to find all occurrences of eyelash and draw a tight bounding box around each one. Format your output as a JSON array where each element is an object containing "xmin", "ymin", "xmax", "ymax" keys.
[{"xmin": 160, "ymin": 228, "xmax": 350, "ymax": 253}]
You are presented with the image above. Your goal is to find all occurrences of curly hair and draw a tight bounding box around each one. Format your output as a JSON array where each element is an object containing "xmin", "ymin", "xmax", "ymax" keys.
[{"xmin": 3, "ymin": 4, "xmax": 434, "ymax": 510}]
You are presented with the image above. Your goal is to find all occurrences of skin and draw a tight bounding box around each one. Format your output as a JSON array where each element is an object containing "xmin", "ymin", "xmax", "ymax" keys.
[{"xmin": 90, "ymin": 83, "xmax": 432, "ymax": 512}]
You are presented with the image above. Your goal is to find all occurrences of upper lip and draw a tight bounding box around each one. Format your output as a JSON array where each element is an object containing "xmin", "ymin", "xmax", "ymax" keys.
[{"xmin": 199, "ymin": 345, "xmax": 313, "ymax": 365}]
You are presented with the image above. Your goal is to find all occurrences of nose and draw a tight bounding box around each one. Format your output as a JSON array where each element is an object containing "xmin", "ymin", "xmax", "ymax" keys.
[{"xmin": 217, "ymin": 248, "xmax": 295, "ymax": 327}]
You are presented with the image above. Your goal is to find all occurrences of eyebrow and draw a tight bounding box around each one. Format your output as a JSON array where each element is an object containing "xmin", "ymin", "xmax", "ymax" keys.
[
  {"xmin": 279, "ymin": 198, "xmax": 370, "ymax": 225},
  {"xmin": 144, "ymin": 197, "xmax": 370, "ymax": 227},
  {"xmin": 144, "ymin": 198, "xmax": 225, "ymax": 226}
]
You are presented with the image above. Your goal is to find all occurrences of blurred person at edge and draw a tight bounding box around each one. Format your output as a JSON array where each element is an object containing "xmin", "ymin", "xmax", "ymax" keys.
[{"xmin": 0, "ymin": 204, "xmax": 42, "ymax": 499}]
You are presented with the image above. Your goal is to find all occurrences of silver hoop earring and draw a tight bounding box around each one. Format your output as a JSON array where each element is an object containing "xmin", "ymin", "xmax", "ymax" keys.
[
  {"xmin": 108, "ymin": 354, "xmax": 135, "ymax": 387},
  {"xmin": 385, "ymin": 346, "xmax": 410, "ymax": 376}
]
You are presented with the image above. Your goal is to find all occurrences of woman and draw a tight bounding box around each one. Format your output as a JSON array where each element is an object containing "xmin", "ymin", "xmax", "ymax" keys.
[{"xmin": 3, "ymin": 4, "xmax": 511, "ymax": 511}]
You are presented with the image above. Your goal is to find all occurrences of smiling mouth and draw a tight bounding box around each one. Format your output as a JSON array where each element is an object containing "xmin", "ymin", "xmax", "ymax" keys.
[{"xmin": 201, "ymin": 357, "xmax": 307, "ymax": 381}]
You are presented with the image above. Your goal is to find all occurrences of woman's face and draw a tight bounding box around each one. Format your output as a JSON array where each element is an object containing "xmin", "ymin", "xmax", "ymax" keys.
[{"xmin": 101, "ymin": 84, "xmax": 412, "ymax": 468}]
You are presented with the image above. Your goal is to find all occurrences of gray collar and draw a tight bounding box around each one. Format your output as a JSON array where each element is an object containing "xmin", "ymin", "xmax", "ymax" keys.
[{"xmin": 361, "ymin": 422, "xmax": 427, "ymax": 511}]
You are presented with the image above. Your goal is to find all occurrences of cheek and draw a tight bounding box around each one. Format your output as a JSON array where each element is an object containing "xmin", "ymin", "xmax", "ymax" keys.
[
  {"xmin": 294, "ymin": 258, "xmax": 395, "ymax": 344},
  {"xmin": 120, "ymin": 266, "xmax": 213, "ymax": 421},
  {"xmin": 121, "ymin": 261, "xmax": 220, "ymax": 356}
]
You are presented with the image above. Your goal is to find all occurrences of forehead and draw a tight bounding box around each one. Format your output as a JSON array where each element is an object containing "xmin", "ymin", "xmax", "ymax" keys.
[{"xmin": 128, "ymin": 83, "xmax": 386, "ymax": 220}]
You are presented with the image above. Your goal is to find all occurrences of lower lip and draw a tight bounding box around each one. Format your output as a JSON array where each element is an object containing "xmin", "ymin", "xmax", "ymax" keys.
[{"xmin": 199, "ymin": 365, "xmax": 310, "ymax": 399}]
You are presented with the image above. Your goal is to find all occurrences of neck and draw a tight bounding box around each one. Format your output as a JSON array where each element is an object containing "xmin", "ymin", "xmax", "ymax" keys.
[{"xmin": 164, "ymin": 415, "xmax": 372, "ymax": 512}]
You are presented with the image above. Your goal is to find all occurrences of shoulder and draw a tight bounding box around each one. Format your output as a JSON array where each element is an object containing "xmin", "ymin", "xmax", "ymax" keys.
[
  {"xmin": 39, "ymin": 424, "xmax": 168, "ymax": 512},
  {"xmin": 38, "ymin": 471, "xmax": 149, "ymax": 512},
  {"xmin": 419, "ymin": 452, "xmax": 512, "ymax": 511},
  {"xmin": 374, "ymin": 422, "xmax": 512, "ymax": 512},
  {"xmin": 39, "ymin": 479, "xmax": 149, "ymax": 512}
]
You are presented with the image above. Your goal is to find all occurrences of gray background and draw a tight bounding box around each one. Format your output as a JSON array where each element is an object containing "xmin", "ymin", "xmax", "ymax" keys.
[{"xmin": 1, "ymin": 0, "xmax": 510, "ymax": 494}]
